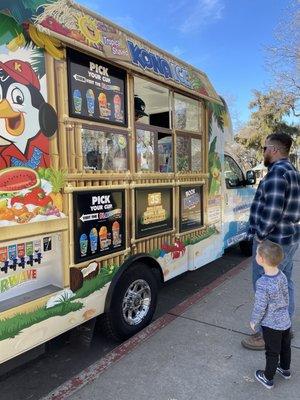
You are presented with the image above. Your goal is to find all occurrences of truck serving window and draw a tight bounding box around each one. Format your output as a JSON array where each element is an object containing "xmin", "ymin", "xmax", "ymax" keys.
[
  {"xmin": 134, "ymin": 77, "xmax": 171, "ymax": 128},
  {"xmin": 174, "ymin": 93, "xmax": 203, "ymax": 173},
  {"xmin": 174, "ymin": 93, "xmax": 201, "ymax": 132},
  {"xmin": 82, "ymin": 126, "xmax": 128, "ymax": 172},
  {"xmin": 134, "ymin": 76, "xmax": 173, "ymax": 173},
  {"xmin": 136, "ymin": 127, "xmax": 173, "ymax": 173}
]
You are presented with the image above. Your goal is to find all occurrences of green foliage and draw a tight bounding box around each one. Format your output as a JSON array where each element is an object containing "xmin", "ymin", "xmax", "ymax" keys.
[
  {"xmin": 0, "ymin": 301, "xmax": 83, "ymax": 341},
  {"xmin": 208, "ymin": 102, "xmax": 225, "ymax": 132},
  {"xmin": 72, "ymin": 266, "xmax": 118, "ymax": 300},
  {"xmin": 149, "ymin": 249, "xmax": 161, "ymax": 259},
  {"xmin": 207, "ymin": 100, "xmax": 225, "ymax": 143},
  {"xmin": 0, "ymin": 265, "xmax": 120, "ymax": 341},
  {"xmin": 235, "ymin": 89, "xmax": 300, "ymax": 152},
  {"xmin": 208, "ymin": 137, "xmax": 222, "ymax": 195},
  {"xmin": 189, "ymin": 70, "xmax": 206, "ymax": 91},
  {"xmin": 0, "ymin": 14, "xmax": 22, "ymax": 45},
  {"xmin": 30, "ymin": 47, "xmax": 45, "ymax": 78},
  {"xmin": 0, "ymin": 1, "xmax": 53, "ymax": 24}
]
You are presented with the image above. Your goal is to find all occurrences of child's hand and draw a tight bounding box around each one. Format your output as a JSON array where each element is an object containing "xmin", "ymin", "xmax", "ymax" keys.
[{"xmin": 250, "ymin": 322, "xmax": 256, "ymax": 331}]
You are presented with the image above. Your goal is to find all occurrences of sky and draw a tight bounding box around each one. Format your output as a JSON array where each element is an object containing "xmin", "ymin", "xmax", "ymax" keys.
[{"xmin": 77, "ymin": 0, "xmax": 292, "ymax": 130}]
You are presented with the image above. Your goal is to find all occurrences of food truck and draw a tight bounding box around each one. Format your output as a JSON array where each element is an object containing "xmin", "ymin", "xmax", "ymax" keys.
[{"xmin": 0, "ymin": 0, "xmax": 256, "ymax": 364}]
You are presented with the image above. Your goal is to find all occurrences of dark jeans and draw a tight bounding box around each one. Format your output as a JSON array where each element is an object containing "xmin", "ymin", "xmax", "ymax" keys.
[{"xmin": 262, "ymin": 326, "xmax": 291, "ymax": 381}]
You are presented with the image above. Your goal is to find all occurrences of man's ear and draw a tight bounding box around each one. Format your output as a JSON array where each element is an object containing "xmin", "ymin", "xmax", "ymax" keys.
[{"xmin": 39, "ymin": 102, "xmax": 58, "ymax": 137}]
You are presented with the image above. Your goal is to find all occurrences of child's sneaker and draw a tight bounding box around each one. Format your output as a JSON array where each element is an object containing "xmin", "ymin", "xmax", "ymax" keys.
[
  {"xmin": 255, "ymin": 370, "xmax": 274, "ymax": 389},
  {"xmin": 276, "ymin": 365, "xmax": 291, "ymax": 379}
]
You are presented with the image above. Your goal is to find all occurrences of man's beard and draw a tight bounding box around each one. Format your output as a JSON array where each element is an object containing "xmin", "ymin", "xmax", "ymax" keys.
[{"xmin": 264, "ymin": 155, "xmax": 271, "ymax": 167}]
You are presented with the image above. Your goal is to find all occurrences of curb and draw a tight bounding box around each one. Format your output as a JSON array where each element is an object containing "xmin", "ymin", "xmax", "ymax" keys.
[{"xmin": 42, "ymin": 257, "xmax": 251, "ymax": 400}]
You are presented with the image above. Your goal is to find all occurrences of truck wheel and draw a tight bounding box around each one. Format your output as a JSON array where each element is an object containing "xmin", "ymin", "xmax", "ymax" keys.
[
  {"xmin": 239, "ymin": 239, "xmax": 253, "ymax": 257},
  {"xmin": 102, "ymin": 263, "xmax": 158, "ymax": 341}
]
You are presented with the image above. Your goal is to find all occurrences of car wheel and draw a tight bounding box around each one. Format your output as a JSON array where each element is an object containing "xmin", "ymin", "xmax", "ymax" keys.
[{"xmin": 102, "ymin": 262, "xmax": 158, "ymax": 341}]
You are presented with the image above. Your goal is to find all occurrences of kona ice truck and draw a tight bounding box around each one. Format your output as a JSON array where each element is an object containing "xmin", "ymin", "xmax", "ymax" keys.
[{"xmin": 0, "ymin": 0, "xmax": 256, "ymax": 364}]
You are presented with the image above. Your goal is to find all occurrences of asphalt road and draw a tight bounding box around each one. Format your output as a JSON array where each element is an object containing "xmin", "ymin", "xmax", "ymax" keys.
[{"xmin": 0, "ymin": 245, "xmax": 247, "ymax": 400}]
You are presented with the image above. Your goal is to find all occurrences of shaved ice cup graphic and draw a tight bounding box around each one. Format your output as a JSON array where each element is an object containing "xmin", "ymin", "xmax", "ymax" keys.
[
  {"xmin": 79, "ymin": 233, "xmax": 88, "ymax": 257},
  {"xmin": 73, "ymin": 89, "xmax": 82, "ymax": 114},
  {"xmin": 98, "ymin": 92, "xmax": 109, "ymax": 118},
  {"xmin": 112, "ymin": 221, "xmax": 120, "ymax": 246},
  {"xmin": 89, "ymin": 228, "xmax": 98, "ymax": 254},
  {"xmin": 86, "ymin": 89, "xmax": 95, "ymax": 116},
  {"xmin": 113, "ymin": 94, "xmax": 121, "ymax": 119}
]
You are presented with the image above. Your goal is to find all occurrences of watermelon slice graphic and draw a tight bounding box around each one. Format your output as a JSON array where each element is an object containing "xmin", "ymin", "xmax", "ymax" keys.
[{"xmin": 0, "ymin": 167, "xmax": 40, "ymax": 193}]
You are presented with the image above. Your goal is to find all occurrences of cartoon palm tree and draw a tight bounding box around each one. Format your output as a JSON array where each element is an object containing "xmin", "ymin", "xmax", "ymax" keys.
[
  {"xmin": 0, "ymin": 0, "xmax": 51, "ymax": 24},
  {"xmin": 0, "ymin": 11, "xmax": 45, "ymax": 77}
]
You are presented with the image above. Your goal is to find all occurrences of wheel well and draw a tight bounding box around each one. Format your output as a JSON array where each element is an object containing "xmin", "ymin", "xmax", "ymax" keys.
[
  {"xmin": 104, "ymin": 254, "xmax": 164, "ymax": 313},
  {"xmin": 136, "ymin": 256, "xmax": 164, "ymax": 285}
]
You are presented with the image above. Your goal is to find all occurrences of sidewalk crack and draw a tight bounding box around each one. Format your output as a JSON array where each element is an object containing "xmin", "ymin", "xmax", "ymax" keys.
[
  {"xmin": 168, "ymin": 313, "xmax": 300, "ymax": 350},
  {"xmin": 168, "ymin": 313, "xmax": 249, "ymax": 335}
]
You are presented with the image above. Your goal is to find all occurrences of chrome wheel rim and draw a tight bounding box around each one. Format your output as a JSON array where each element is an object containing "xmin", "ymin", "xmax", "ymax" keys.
[{"xmin": 122, "ymin": 279, "xmax": 151, "ymax": 325}]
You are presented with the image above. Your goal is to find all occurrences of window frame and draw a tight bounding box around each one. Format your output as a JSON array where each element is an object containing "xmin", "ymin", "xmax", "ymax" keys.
[
  {"xmin": 224, "ymin": 154, "xmax": 245, "ymax": 189},
  {"xmin": 81, "ymin": 123, "xmax": 129, "ymax": 172},
  {"xmin": 135, "ymin": 122, "xmax": 174, "ymax": 173},
  {"xmin": 173, "ymin": 91, "xmax": 203, "ymax": 135},
  {"xmin": 176, "ymin": 131, "xmax": 203, "ymax": 172},
  {"xmin": 133, "ymin": 75, "xmax": 172, "ymax": 129}
]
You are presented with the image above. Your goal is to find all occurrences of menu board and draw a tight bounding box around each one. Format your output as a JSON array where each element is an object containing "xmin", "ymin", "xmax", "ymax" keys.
[
  {"xmin": 135, "ymin": 188, "xmax": 173, "ymax": 238},
  {"xmin": 180, "ymin": 186, "xmax": 203, "ymax": 232},
  {"xmin": 67, "ymin": 48, "xmax": 126, "ymax": 126},
  {"xmin": 73, "ymin": 190, "xmax": 125, "ymax": 263}
]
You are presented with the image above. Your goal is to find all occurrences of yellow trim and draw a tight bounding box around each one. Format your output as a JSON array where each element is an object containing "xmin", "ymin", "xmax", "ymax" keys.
[{"xmin": 0, "ymin": 218, "xmax": 69, "ymax": 242}]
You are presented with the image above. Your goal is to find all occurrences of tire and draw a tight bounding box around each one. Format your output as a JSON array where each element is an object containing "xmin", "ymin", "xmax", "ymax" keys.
[
  {"xmin": 239, "ymin": 239, "xmax": 253, "ymax": 257},
  {"xmin": 102, "ymin": 263, "xmax": 158, "ymax": 341}
]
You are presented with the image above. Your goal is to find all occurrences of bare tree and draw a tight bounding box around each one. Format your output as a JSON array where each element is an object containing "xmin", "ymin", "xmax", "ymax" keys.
[{"xmin": 265, "ymin": 0, "xmax": 300, "ymax": 116}]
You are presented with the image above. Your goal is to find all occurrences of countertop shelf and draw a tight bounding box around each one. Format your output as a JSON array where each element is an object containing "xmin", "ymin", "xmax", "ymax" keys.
[
  {"xmin": 0, "ymin": 284, "xmax": 62, "ymax": 313},
  {"xmin": 0, "ymin": 218, "xmax": 69, "ymax": 242}
]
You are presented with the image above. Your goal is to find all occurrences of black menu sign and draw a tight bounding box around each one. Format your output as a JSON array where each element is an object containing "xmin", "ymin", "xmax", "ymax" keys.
[
  {"xmin": 67, "ymin": 48, "xmax": 126, "ymax": 126},
  {"xmin": 73, "ymin": 190, "xmax": 125, "ymax": 263},
  {"xmin": 135, "ymin": 188, "xmax": 173, "ymax": 238},
  {"xmin": 180, "ymin": 186, "xmax": 203, "ymax": 232}
]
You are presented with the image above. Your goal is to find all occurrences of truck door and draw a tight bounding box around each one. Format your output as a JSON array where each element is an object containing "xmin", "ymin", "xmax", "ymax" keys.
[{"xmin": 223, "ymin": 154, "xmax": 255, "ymax": 249}]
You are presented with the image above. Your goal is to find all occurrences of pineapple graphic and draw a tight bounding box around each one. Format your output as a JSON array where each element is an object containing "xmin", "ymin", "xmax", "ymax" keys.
[{"xmin": 48, "ymin": 168, "xmax": 66, "ymax": 212}]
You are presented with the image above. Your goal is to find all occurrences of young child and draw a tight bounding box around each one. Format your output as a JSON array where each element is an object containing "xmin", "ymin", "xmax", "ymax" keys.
[{"xmin": 250, "ymin": 240, "xmax": 291, "ymax": 389}]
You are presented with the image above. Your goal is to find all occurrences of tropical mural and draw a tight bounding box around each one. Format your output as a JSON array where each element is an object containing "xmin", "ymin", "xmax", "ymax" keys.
[
  {"xmin": 0, "ymin": 259, "xmax": 119, "ymax": 363},
  {"xmin": 0, "ymin": 4, "xmax": 67, "ymax": 226}
]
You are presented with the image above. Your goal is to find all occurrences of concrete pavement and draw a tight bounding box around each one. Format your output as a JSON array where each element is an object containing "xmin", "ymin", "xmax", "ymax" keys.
[{"xmin": 43, "ymin": 247, "xmax": 300, "ymax": 400}]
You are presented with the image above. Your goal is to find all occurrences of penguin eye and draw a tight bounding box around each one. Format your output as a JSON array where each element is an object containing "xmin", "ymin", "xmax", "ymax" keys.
[{"xmin": 11, "ymin": 87, "xmax": 24, "ymax": 105}]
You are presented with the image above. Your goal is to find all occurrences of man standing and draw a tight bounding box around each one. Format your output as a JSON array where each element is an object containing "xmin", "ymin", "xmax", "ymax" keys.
[{"xmin": 242, "ymin": 132, "xmax": 300, "ymax": 350}]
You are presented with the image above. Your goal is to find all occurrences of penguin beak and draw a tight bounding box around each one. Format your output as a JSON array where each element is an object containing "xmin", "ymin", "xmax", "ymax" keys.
[{"xmin": 0, "ymin": 99, "xmax": 25, "ymax": 136}]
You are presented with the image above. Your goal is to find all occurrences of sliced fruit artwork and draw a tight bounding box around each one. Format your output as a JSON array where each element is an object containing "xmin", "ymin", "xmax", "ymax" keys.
[{"xmin": 0, "ymin": 167, "xmax": 66, "ymax": 225}]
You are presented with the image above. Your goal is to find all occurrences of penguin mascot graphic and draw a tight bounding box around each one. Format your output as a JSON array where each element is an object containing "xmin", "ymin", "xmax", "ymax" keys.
[{"xmin": 0, "ymin": 59, "xmax": 58, "ymax": 169}]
